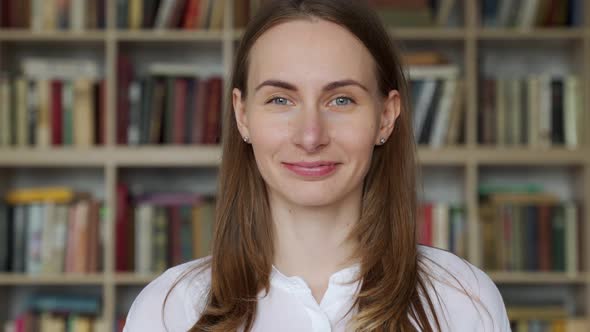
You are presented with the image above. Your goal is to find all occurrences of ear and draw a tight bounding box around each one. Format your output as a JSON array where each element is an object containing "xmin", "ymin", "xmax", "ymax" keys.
[
  {"xmin": 233, "ymin": 88, "xmax": 250, "ymax": 140},
  {"xmin": 375, "ymin": 89, "xmax": 401, "ymax": 145}
]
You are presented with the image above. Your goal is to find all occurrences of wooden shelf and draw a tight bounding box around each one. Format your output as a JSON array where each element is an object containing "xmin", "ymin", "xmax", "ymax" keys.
[
  {"xmin": 389, "ymin": 28, "xmax": 465, "ymax": 40},
  {"xmin": 0, "ymin": 273, "xmax": 105, "ymax": 285},
  {"xmin": 0, "ymin": 29, "xmax": 107, "ymax": 42},
  {"xmin": 0, "ymin": 146, "xmax": 222, "ymax": 167},
  {"xmin": 114, "ymin": 273, "xmax": 159, "ymax": 285},
  {"xmin": 0, "ymin": 147, "xmax": 586, "ymax": 167},
  {"xmin": 477, "ymin": 28, "xmax": 585, "ymax": 40},
  {"xmin": 115, "ymin": 29, "xmax": 225, "ymax": 42},
  {"xmin": 489, "ymin": 272, "xmax": 589, "ymax": 284}
]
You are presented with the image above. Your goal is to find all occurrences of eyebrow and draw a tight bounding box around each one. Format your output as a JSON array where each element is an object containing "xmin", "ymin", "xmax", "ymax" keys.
[{"xmin": 254, "ymin": 79, "xmax": 369, "ymax": 93}]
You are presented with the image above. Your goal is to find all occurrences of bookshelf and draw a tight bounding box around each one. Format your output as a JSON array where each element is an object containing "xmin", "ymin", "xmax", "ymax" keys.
[{"xmin": 0, "ymin": 0, "xmax": 589, "ymax": 329}]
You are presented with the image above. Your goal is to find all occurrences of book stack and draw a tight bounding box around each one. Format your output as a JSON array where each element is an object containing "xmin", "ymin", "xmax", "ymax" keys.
[
  {"xmin": 0, "ymin": 188, "xmax": 104, "ymax": 274},
  {"xmin": 117, "ymin": 57, "xmax": 223, "ymax": 146},
  {"xmin": 115, "ymin": 184, "xmax": 215, "ymax": 274},
  {"xmin": 0, "ymin": 0, "xmax": 106, "ymax": 30},
  {"xmin": 418, "ymin": 202, "xmax": 467, "ymax": 258},
  {"xmin": 508, "ymin": 307, "xmax": 588, "ymax": 331},
  {"xmin": 481, "ymin": 0, "xmax": 583, "ymax": 29},
  {"xmin": 409, "ymin": 63, "xmax": 464, "ymax": 147},
  {"xmin": 479, "ymin": 189, "xmax": 580, "ymax": 273},
  {"xmin": 3, "ymin": 295, "xmax": 104, "ymax": 332},
  {"xmin": 0, "ymin": 58, "xmax": 105, "ymax": 148},
  {"xmin": 478, "ymin": 76, "xmax": 582, "ymax": 148},
  {"xmin": 117, "ymin": 0, "xmax": 225, "ymax": 30},
  {"xmin": 366, "ymin": 0, "xmax": 458, "ymax": 27}
]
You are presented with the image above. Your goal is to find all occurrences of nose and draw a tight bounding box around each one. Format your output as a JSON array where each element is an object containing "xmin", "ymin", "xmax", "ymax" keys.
[{"xmin": 291, "ymin": 106, "xmax": 330, "ymax": 153}]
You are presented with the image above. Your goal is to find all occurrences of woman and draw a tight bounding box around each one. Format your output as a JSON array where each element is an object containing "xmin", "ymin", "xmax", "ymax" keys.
[{"xmin": 124, "ymin": 0, "xmax": 510, "ymax": 331}]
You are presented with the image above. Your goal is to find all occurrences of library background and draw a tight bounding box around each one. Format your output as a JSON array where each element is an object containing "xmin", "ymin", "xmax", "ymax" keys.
[{"xmin": 0, "ymin": 0, "xmax": 589, "ymax": 331}]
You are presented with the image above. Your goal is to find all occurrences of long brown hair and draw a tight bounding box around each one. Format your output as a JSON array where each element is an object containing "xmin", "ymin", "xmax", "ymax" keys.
[{"xmin": 168, "ymin": 0, "xmax": 452, "ymax": 330}]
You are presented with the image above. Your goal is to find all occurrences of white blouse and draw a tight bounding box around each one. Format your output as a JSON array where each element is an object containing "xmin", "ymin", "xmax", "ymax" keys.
[{"xmin": 123, "ymin": 245, "xmax": 511, "ymax": 331}]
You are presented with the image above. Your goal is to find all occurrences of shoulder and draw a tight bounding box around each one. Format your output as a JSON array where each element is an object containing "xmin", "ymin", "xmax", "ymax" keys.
[
  {"xmin": 123, "ymin": 256, "xmax": 212, "ymax": 332},
  {"xmin": 417, "ymin": 245, "xmax": 511, "ymax": 332}
]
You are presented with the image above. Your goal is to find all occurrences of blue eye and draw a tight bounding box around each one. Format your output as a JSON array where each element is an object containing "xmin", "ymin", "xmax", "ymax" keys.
[
  {"xmin": 329, "ymin": 96, "xmax": 354, "ymax": 106},
  {"xmin": 268, "ymin": 97, "xmax": 293, "ymax": 106}
]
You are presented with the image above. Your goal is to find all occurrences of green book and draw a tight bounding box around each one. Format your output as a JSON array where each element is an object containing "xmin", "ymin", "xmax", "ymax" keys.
[
  {"xmin": 551, "ymin": 205, "xmax": 566, "ymax": 272},
  {"xmin": 62, "ymin": 81, "xmax": 74, "ymax": 146}
]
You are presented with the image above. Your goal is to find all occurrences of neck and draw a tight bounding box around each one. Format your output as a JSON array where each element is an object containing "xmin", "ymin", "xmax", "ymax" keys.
[{"xmin": 270, "ymin": 187, "xmax": 362, "ymax": 288}]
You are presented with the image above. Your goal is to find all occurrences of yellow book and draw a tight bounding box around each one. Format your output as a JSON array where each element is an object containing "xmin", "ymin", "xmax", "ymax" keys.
[
  {"xmin": 507, "ymin": 306, "xmax": 568, "ymax": 320},
  {"xmin": 6, "ymin": 187, "xmax": 74, "ymax": 204},
  {"xmin": 129, "ymin": 0, "xmax": 143, "ymax": 29},
  {"xmin": 552, "ymin": 319, "xmax": 566, "ymax": 332}
]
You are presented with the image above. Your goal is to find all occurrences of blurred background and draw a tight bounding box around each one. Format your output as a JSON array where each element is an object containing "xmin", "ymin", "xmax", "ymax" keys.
[{"xmin": 0, "ymin": 0, "xmax": 588, "ymax": 331}]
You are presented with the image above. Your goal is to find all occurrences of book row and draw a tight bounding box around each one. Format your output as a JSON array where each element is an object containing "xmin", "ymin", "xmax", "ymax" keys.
[
  {"xmin": 368, "ymin": 0, "xmax": 458, "ymax": 27},
  {"xmin": 117, "ymin": 57, "xmax": 223, "ymax": 145},
  {"xmin": 508, "ymin": 306, "xmax": 588, "ymax": 332},
  {"xmin": 417, "ymin": 203, "xmax": 467, "ymax": 259},
  {"xmin": 409, "ymin": 65, "xmax": 465, "ymax": 147},
  {"xmin": 0, "ymin": 77, "xmax": 106, "ymax": 148},
  {"xmin": 3, "ymin": 295, "xmax": 103, "ymax": 332},
  {"xmin": 478, "ymin": 76, "xmax": 583, "ymax": 148},
  {"xmin": 0, "ymin": 188, "xmax": 104, "ymax": 274},
  {"xmin": 0, "ymin": 0, "xmax": 106, "ymax": 30},
  {"xmin": 480, "ymin": 194, "xmax": 580, "ymax": 273},
  {"xmin": 116, "ymin": 184, "xmax": 214, "ymax": 274},
  {"xmin": 481, "ymin": 0, "xmax": 583, "ymax": 28},
  {"xmin": 116, "ymin": 0, "xmax": 224, "ymax": 30}
]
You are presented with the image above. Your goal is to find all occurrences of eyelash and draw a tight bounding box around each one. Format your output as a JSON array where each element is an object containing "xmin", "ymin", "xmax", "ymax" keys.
[{"xmin": 266, "ymin": 96, "xmax": 356, "ymax": 106}]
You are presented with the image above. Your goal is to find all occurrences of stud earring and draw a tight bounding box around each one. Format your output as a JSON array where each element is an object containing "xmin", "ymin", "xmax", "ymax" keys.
[
  {"xmin": 243, "ymin": 136, "xmax": 250, "ymax": 143},
  {"xmin": 379, "ymin": 138, "xmax": 386, "ymax": 145}
]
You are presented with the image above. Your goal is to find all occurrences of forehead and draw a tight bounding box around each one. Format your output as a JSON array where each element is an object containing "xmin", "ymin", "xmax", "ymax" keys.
[{"xmin": 248, "ymin": 19, "xmax": 377, "ymax": 90}]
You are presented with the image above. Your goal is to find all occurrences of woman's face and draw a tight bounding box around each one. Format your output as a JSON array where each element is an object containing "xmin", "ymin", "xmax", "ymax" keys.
[{"xmin": 233, "ymin": 19, "xmax": 400, "ymax": 208}]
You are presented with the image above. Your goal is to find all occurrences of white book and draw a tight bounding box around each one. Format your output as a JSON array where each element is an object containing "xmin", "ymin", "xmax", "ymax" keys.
[
  {"xmin": 70, "ymin": 0, "xmax": 86, "ymax": 31},
  {"xmin": 408, "ymin": 65, "xmax": 459, "ymax": 80},
  {"xmin": 434, "ymin": 203, "xmax": 449, "ymax": 251},
  {"xmin": 0, "ymin": 77, "xmax": 10, "ymax": 146},
  {"xmin": 147, "ymin": 63, "xmax": 224, "ymax": 77},
  {"xmin": 21, "ymin": 58, "xmax": 100, "ymax": 80},
  {"xmin": 527, "ymin": 76, "xmax": 540, "ymax": 147},
  {"xmin": 412, "ymin": 79, "xmax": 437, "ymax": 141},
  {"xmin": 40, "ymin": 203, "xmax": 56, "ymax": 273},
  {"xmin": 31, "ymin": 0, "xmax": 43, "ymax": 31},
  {"xmin": 430, "ymin": 79, "xmax": 456, "ymax": 148},
  {"xmin": 564, "ymin": 76, "xmax": 580, "ymax": 149},
  {"xmin": 517, "ymin": 0, "xmax": 540, "ymax": 30},
  {"xmin": 436, "ymin": 0, "xmax": 456, "ymax": 26},
  {"xmin": 26, "ymin": 204, "xmax": 44, "ymax": 275},
  {"xmin": 564, "ymin": 202, "xmax": 578, "ymax": 276},
  {"xmin": 135, "ymin": 204, "xmax": 154, "ymax": 274}
]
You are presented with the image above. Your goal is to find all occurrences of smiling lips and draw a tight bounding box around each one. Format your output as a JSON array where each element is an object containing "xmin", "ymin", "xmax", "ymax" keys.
[{"xmin": 282, "ymin": 161, "xmax": 340, "ymax": 178}]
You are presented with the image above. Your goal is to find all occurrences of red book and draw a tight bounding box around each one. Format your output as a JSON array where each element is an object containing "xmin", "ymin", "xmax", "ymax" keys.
[
  {"xmin": 98, "ymin": 79, "xmax": 106, "ymax": 145},
  {"xmin": 50, "ymin": 80, "xmax": 63, "ymax": 146},
  {"xmin": 205, "ymin": 77, "xmax": 222, "ymax": 144},
  {"xmin": 116, "ymin": 183, "xmax": 130, "ymax": 271},
  {"xmin": 117, "ymin": 55, "xmax": 133, "ymax": 145},
  {"xmin": 1, "ymin": 0, "xmax": 10, "ymax": 27},
  {"xmin": 173, "ymin": 78, "xmax": 188, "ymax": 144},
  {"xmin": 419, "ymin": 203, "xmax": 433, "ymax": 246},
  {"xmin": 538, "ymin": 205, "xmax": 552, "ymax": 271},
  {"xmin": 169, "ymin": 206, "xmax": 182, "ymax": 266},
  {"xmin": 182, "ymin": 0, "xmax": 200, "ymax": 29}
]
